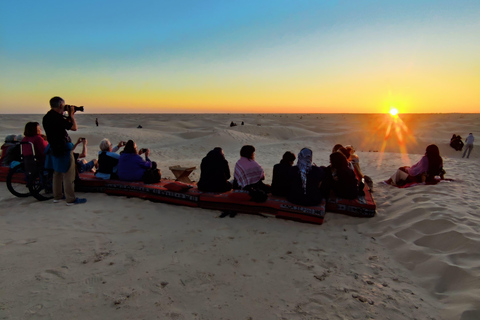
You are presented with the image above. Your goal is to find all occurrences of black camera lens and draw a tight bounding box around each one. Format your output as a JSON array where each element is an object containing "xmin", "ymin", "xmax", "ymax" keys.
[{"xmin": 64, "ymin": 105, "xmax": 84, "ymax": 112}]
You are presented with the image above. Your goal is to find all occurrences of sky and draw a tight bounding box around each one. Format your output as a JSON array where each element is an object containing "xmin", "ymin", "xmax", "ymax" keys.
[{"xmin": 1, "ymin": 0, "xmax": 479, "ymax": 114}]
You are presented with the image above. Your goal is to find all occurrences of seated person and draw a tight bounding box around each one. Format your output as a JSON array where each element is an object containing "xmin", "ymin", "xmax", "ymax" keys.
[
  {"xmin": 95, "ymin": 138, "xmax": 126, "ymax": 179},
  {"xmin": 336, "ymin": 146, "xmax": 355, "ymax": 170},
  {"xmin": 72, "ymin": 138, "xmax": 97, "ymax": 173},
  {"xmin": 271, "ymin": 151, "xmax": 296, "ymax": 197},
  {"xmin": 287, "ymin": 148, "xmax": 326, "ymax": 206},
  {"xmin": 449, "ymin": 134, "xmax": 464, "ymax": 151},
  {"xmin": 117, "ymin": 140, "xmax": 153, "ymax": 181},
  {"xmin": 21, "ymin": 122, "xmax": 49, "ymax": 166},
  {"xmin": 345, "ymin": 145, "xmax": 364, "ymax": 178},
  {"xmin": 197, "ymin": 147, "xmax": 232, "ymax": 192},
  {"xmin": 233, "ymin": 145, "xmax": 270, "ymax": 192},
  {"xmin": 388, "ymin": 144, "xmax": 445, "ymax": 186},
  {"xmin": 1, "ymin": 134, "xmax": 21, "ymax": 166},
  {"xmin": 324, "ymin": 152, "xmax": 359, "ymax": 199},
  {"xmin": 332, "ymin": 144, "xmax": 343, "ymax": 153}
]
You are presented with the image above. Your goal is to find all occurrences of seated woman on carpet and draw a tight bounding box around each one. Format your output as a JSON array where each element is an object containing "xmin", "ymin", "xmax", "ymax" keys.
[
  {"xmin": 197, "ymin": 147, "xmax": 232, "ymax": 192},
  {"xmin": 344, "ymin": 145, "xmax": 363, "ymax": 179},
  {"xmin": 117, "ymin": 140, "xmax": 157, "ymax": 182},
  {"xmin": 387, "ymin": 144, "xmax": 445, "ymax": 186},
  {"xmin": 21, "ymin": 122, "xmax": 49, "ymax": 166},
  {"xmin": 323, "ymin": 152, "xmax": 360, "ymax": 200},
  {"xmin": 287, "ymin": 148, "xmax": 326, "ymax": 206},
  {"xmin": 271, "ymin": 151, "xmax": 296, "ymax": 197},
  {"xmin": 95, "ymin": 138, "xmax": 126, "ymax": 179},
  {"xmin": 233, "ymin": 145, "xmax": 270, "ymax": 193}
]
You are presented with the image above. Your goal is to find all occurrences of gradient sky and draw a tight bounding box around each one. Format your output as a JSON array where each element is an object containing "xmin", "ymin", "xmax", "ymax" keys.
[{"xmin": 1, "ymin": 0, "xmax": 479, "ymax": 113}]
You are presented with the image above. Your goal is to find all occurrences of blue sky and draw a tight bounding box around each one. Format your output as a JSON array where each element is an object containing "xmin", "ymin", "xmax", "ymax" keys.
[{"xmin": 1, "ymin": 0, "xmax": 479, "ymax": 113}]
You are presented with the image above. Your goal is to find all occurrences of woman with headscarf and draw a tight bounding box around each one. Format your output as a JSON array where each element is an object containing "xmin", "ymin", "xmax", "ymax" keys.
[
  {"xmin": 388, "ymin": 144, "xmax": 445, "ymax": 186},
  {"xmin": 287, "ymin": 148, "xmax": 326, "ymax": 206},
  {"xmin": 197, "ymin": 147, "xmax": 232, "ymax": 192}
]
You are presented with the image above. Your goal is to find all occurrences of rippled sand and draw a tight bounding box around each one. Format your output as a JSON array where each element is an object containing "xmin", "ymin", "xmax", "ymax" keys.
[{"xmin": 1, "ymin": 113, "xmax": 478, "ymax": 319}]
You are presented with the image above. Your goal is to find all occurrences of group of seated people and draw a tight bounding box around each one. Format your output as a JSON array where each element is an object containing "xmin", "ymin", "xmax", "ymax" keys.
[
  {"xmin": 197, "ymin": 144, "xmax": 367, "ymax": 206},
  {"xmin": 3, "ymin": 121, "xmax": 446, "ymax": 203},
  {"xmin": 1, "ymin": 122, "xmax": 158, "ymax": 184},
  {"xmin": 450, "ymin": 134, "xmax": 464, "ymax": 151}
]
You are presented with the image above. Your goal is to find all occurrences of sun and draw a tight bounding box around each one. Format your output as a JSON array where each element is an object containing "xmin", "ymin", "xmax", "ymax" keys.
[{"xmin": 389, "ymin": 107, "xmax": 399, "ymax": 116}]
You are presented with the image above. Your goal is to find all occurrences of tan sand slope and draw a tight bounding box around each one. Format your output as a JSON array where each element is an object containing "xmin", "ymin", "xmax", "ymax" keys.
[{"xmin": 0, "ymin": 113, "xmax": 478, "ymax": 319}]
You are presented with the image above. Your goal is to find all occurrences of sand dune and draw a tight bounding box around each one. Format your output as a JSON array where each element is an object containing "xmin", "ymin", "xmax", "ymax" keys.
[{"xmin": 0, "ymin": 113, "xmax": 478, "ymax": 319}]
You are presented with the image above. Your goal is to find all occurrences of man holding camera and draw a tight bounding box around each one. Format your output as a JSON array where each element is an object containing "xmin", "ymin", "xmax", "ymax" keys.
[{"xmin": 43, "ymin": 96, "xmax": 87, "ymax": 205}]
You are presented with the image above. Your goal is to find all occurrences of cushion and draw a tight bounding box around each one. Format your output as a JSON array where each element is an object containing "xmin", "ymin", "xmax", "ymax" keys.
[{"xmin": 164, "ymin": 181, "xmax": 193, "ymax": 193}]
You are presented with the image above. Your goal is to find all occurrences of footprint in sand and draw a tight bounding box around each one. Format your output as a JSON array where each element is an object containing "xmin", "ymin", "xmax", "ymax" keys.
[{"xmin": 24, "ymin": 304, "xmax": 43, "ymax": 315}]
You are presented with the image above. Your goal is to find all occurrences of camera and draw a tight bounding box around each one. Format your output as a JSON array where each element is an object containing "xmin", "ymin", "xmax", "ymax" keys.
[
  {"xmin": 64, "ymin": 104, "xmax": 84, "ymax": 112},
  {"xmin": 140, "ymin": 148, "xmax": 148, "ymax": 153}
]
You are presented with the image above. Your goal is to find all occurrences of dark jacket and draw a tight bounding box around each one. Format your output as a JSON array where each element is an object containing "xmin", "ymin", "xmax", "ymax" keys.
[
  {"xmin": 197, "ymin": 149, "xmax": 232, "ymax": 192},
  {"xmin": 117, "ymin": 153, "xmax": 152, "ymax": 181},
  {"xmin": 42, "ymin": 110, "xmax": 73, "ymax": 157},
  {"xmin": 271, "ymin": 162, "xmax": 292, "ymax": 197},
  {"xmin": 287, "ymin": 166, "xmax": 326, "ymax": 206},
  {"xmin": 332, "ymin": 166, "xmax": 358, "ymax": 199}
]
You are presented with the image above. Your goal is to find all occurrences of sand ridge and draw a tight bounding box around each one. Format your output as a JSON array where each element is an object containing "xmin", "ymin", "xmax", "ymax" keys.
[{"xmin": 0, "ymin": 113, "xmax": 478, "ymax": 319}]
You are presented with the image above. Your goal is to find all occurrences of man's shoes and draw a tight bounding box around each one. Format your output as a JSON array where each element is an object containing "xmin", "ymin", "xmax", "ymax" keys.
[
  {"xmin": 53, "ymin": 196, "xmax": 66, "ymax": 203},
  {"xmin": 66, "ymin": 198, "xmax": 87, "ymax": 206}
]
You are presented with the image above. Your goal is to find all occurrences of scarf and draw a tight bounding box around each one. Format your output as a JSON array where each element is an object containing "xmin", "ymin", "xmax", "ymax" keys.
[{"xmin": 297, "ymin": 148, "xmax": 313, "ymax": 194}]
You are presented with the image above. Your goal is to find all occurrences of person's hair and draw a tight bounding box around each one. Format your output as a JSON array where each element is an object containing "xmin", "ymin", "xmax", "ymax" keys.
[
  {"xmin": 330, "ymin": 152, "xmax": 348, "ymax": 170},
  {"xmin": 280, "ymin": 151, "xmax": 296, "ymax": 165},
  {"xmin": 4, "ymin": 134, "xmax": 17, "ymax": 143},
  {"xmin": 123, "ymin": 140, "xmax": 137, "ymax": 154},
  {"xmin": 99, "ymin": 138, "xmax": 112, "ymax": 152},
  {"xmin": 337, "ymin": 147, "xmax": 350, "ymax": 159},
  {"xmin": 425, "ymin": 144, "xmax": 443, "ymax": 174},
  {"xmin": 23, "ymin": 122, "xmax": 39, "ymax": 137},
  {"xmin": 240, "ymin": 145, "xmax": 255, "ymax": 159},
  {"xmin": 49, "ymin": 96, "xmax": 65, "ymax": 109},
  {"xmin": 345, "ymin": 146, "xmax": 354, "ymax": 156},
  {"xmin": 332, "ymin": 144, "xmax": 343, "ymax": 153}
]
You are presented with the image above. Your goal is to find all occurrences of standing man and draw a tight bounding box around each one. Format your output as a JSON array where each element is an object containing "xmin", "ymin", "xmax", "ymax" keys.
[
  {"xmin": 95, "ymin": 118, "xmax": 99, "ymax": 127},
  {"xmin": 462, "ymin": 133, "xmax": 474, "ymax": 158},
  {"xmin": 43, "ymin": 96, "xmax": 87, "ymax": 205}
]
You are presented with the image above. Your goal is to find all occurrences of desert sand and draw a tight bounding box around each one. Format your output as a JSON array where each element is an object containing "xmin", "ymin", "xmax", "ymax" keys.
[{"xmin": 0, "ymin": 113, "xmax": 479, "ymax": 320}]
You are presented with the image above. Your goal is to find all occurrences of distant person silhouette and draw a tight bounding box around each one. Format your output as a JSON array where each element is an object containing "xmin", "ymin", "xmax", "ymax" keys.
[
  {"xmin": 95, "ymin": 118, "xmax": 99, "ymax": 127},
  {"xmin": 463, "ymin": 133, "xmax": 474, "ymax": 158}
]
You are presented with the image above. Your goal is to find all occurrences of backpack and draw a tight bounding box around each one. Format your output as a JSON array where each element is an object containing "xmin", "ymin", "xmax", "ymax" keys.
[
  {"xmin": 142, "ymin": 168, "xmax": 161, "ymax": 184},
  {"xmin": 3, "ymin": 143, "xmax": 21, "ymax": 166}
]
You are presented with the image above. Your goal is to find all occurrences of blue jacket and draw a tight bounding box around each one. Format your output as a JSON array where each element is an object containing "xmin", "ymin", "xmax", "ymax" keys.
[
  {"xmin": 44, "ymin": 142, "xmax": 74, "ymax": 173},
  {"xmin": 117, "ymin": 153, "xmax": 151, "ymax": 181}
]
